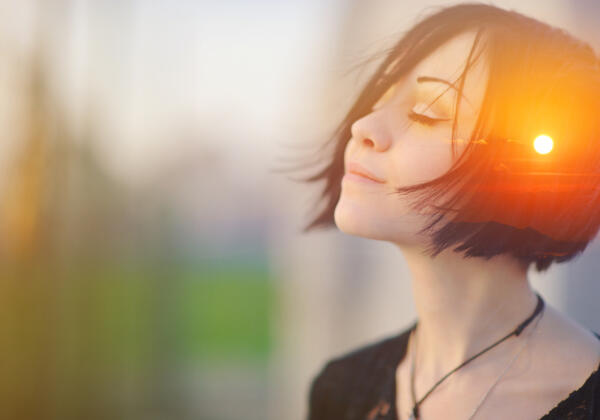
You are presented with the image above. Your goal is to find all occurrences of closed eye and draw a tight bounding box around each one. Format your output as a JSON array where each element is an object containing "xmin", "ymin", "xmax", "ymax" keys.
[{"xmin": 407, "ymin": 109, "xmax": 452, "ymax": 126}]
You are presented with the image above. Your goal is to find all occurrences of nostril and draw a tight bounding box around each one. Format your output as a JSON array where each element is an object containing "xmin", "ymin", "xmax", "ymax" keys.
[{"xmin": 363, "ymin": 138, "xmax": 375, "ymax": 147}]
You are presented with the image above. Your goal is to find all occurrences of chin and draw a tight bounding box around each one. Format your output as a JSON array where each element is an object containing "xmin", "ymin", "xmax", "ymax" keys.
[
  {"xmin": 334, "ymin": 198, "xmax": 433, "ymax": 246},
  {"xmin": 334, "ymin": 200, "xmax": 394, "ymax": 242},
  {"xmin": 335, "ymin": 199, "xmax": 377, "ymax": 237}
]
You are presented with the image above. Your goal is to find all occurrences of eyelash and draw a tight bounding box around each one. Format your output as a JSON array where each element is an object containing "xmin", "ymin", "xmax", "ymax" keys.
[{"xmin": 407, "ymin": 109, "xmax": 451, "ymax": 126}]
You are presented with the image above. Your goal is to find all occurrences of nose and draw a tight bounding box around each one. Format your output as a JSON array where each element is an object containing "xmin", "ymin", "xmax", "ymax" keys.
[{"xmin": 350, "ymin": 113, "xmax": 392, "ymax": 152}]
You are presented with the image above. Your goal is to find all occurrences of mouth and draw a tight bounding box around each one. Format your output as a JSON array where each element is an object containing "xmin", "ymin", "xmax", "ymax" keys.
[{"xmin": 346, "ymin": 162, "xmax": 386, "ymax": 183}]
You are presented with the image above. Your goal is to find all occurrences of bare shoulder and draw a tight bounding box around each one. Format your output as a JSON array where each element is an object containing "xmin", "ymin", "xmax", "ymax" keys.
[
  {"xmin": 487, "ymin": 303, "xmax": 600, "ymax": 420},
  {"xmin": 526, "ymin": 303, "xmax": 600, "ymax": 387},
  {"xmin": 535, "ymin": 304, "xmax": 600, "ymax": 358}
]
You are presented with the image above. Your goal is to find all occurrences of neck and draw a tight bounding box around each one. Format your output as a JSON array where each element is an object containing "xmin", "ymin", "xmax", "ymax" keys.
[{"xmin": 399, "ymin": 244, "xmax": 538, "ymax": 378}]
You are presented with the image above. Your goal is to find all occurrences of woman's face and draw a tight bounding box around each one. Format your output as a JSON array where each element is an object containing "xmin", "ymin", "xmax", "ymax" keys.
[{"xmin": 334, "ymin": 30, "xmax": 488, "ymax": 247}]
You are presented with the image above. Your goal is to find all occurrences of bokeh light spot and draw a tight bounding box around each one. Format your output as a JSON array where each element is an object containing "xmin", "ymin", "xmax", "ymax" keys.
[{"xmin": 534, "ymin": 135, "xmax": 553, "ymax": 154}]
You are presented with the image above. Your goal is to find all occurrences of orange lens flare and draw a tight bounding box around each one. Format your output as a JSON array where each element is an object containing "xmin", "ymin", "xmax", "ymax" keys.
[{"xmin": 533, "ymin": 135, "xmax": 553, "ymax": 154}]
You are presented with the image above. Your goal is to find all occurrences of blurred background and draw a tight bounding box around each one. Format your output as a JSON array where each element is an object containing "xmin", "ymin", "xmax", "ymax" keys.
[{"xmin": 1, "ymin": 1, "xmax": 600, "ymax": 419}]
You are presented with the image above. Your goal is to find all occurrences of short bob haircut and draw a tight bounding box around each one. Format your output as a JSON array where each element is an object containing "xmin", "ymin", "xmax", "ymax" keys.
[{"xmin": 286, "ymin": 3, "xmax": 600, "ymax": 273}]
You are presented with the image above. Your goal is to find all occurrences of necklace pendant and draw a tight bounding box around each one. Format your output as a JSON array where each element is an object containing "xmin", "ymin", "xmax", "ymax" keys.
[{"xmin": 408, "ymin": 413, "xmax": 417, "ymax": 420}]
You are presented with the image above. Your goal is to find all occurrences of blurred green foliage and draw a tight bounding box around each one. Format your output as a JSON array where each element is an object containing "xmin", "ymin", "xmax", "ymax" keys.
[
  {"xmin": 0, "ymin": 257, "xmax": 274, "ymax": 420},
  {"xmin": 173, "ymin": 260, "xmax": 274, "ymax": 363}
]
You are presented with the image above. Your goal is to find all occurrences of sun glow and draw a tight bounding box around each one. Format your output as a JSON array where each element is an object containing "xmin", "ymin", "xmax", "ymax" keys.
[{"xmin": 533, "ymin": 135, "xmax": 553, "ymax": 154}]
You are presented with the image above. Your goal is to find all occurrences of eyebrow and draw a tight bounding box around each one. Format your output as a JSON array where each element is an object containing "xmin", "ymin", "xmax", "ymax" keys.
[{"xmin": 416, "ymin": 75, "xmax": 474, "ymax": 108}]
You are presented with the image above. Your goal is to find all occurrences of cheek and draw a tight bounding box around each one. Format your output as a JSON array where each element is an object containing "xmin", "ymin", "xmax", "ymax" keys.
[{"xmin": 388, "ymin": 129, "xmax": 455, "ymax": 187}]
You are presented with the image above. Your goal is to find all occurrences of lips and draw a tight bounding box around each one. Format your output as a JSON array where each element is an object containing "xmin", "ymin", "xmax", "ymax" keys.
[{"xmin": 346, "ymin": 162, "xmax": 386, "ymax": 183}]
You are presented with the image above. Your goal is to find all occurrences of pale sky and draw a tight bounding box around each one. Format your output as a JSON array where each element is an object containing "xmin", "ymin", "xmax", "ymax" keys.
[{"xmin": 0, "ymin": 0, "xmax": 587, "ymax": 189}]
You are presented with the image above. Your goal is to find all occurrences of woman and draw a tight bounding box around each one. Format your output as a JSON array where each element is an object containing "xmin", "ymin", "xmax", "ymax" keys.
[{"xmin": 300, "ymin": 3, "xmax": 600, "ymax": 420}]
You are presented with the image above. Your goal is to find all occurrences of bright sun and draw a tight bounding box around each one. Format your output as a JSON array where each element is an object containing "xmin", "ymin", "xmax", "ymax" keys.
[{"xmin": 533, "ymin": 135, "xmax": 553, "ymax": 154}]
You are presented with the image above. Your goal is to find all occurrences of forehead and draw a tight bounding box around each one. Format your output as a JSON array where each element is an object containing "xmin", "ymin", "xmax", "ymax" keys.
[{"xmin": 411, "ymin": 30, "xmax": 489, "ymax": 112}]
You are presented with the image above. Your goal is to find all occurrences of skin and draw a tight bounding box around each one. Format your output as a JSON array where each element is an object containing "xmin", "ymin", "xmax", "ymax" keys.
[{"xmin": 333, "ymin": 30, "xmax": 600, "ymax": 420}]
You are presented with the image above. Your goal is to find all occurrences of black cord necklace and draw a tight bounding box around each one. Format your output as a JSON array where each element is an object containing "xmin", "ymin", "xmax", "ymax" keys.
[{"xmin": 408, "ymin": 293, "xmax": 545, "ymax": 420}]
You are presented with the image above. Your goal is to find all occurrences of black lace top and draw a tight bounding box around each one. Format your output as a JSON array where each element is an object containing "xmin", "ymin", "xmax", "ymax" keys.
[{"xmin": 307, "ymin": 322, "xmax": 600, "ymax": 420}]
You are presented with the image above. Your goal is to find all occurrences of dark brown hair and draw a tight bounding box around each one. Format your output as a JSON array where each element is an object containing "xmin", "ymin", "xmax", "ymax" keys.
[{"xmin": 279, "ymin": 3, "xmax": 600, "ymax": 273}]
